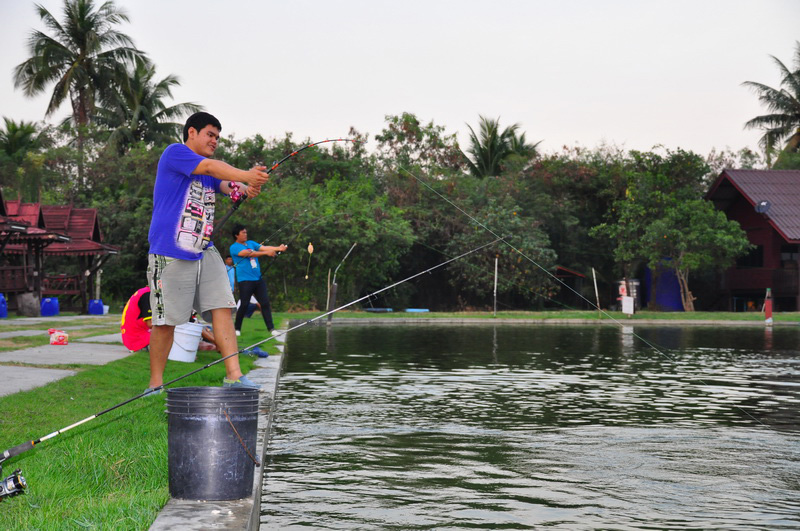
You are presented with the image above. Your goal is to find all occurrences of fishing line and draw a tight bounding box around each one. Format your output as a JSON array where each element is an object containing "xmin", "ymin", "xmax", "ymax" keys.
[
  {"xmin": 370, "ymin": 221, "xmax": 575, "ymax": 311},
  {"xmin": 304, "ymin": 242, "xmax": 314, "ymax": 279},
  {"xmin": 399, "ymin": 166, "xmax": 773, "ymax": 429},
  {"xmin": 0, "ymin": 237, "xmax": 501, "ymax": 468}
]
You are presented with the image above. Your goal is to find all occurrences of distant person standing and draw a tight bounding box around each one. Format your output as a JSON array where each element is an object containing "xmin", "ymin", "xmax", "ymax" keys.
[
  {"xmin": 225, "ymin": 255, "xmax": 235, "ymax": 292},
  {"xmin": 229, "ymin": 224, "xmax": 286, "ymax": 337}
]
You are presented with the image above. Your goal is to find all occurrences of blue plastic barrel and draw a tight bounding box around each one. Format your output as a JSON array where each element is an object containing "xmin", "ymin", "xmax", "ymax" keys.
[
  {"xmin": 0, "ymin": 293, "xmax": 7, "ymax": 318},
  {"xmin": 41, "ymin": 297, "xmax": 59, "ymax": 317},
  {"xmin": 88, "ymin": 299, "xmax": 104, "ymax": 315}
]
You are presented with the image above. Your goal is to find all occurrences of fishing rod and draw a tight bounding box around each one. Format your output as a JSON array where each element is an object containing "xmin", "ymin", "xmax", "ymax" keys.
[
  {"xmin": 211, "ymin": 138, "xmax": 358, "ymax": 242},
  {"xmin": 0, "ymin": 237, "xmax": 501, "ymax": 496}
]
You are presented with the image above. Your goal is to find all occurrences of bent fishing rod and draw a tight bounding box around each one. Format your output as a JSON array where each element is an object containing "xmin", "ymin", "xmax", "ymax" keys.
[
  {"xmin": 0, "ymin": 237, "xmax": 501, "ymax": 478},
  {"xmin": 211, "ymin": 138, "xmax": 358, "ymax": 242}
]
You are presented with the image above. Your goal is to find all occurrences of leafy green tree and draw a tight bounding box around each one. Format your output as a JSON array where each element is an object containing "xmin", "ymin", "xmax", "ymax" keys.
[
  {"xmin": 743, "ymin": 42, "xmax": 800, "ymax": 165},
  {"xmin": 94, "ymin": 59, "xmax": 202, "ymax": 152},
  {"xmin": 640, "ymin": 200, "xmax": 752, "ymax": 311},
  {"xmin": 375, "ymin": 112, "xmax": 464, "ymax": 174},
  {"xmin": 463, "ymin": 116, "xmax": 540, "ymax": 177},
  {"xmin": 441, "ymin": 188, "xmax": 557, "ymax": 308},
  {"xmin": 592, "ymin": 148, "xmax": 751, "ymax": 310}
]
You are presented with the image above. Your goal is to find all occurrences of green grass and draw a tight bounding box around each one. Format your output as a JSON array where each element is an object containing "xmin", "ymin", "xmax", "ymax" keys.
[{"xmin": 0, "ymin": 316, "xmax": 275, "ymax": 530}]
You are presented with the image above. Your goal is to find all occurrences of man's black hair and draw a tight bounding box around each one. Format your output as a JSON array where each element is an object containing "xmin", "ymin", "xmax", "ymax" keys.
[
  {"xmin": 232, "ymin": 223, "xmax": 246, "ymax": 239},
  {"xmin": 183, "ymin": 112, "xmax": 222, "ymax": 142}
]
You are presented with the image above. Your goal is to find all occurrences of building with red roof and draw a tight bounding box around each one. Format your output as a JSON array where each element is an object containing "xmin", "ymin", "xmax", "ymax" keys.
[
  {"xmin": 706, "ymin": 169, "xmax": 800, "ymax": 311},
  {"xmin": 0, "ymin": 188, "xmax": 118, "ymax": 314}
]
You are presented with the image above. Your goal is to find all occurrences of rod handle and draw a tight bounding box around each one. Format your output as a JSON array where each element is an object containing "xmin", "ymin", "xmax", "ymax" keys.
[{"xmin": 1, "ymin": 440, "xmax": 34, "ymax": 462}]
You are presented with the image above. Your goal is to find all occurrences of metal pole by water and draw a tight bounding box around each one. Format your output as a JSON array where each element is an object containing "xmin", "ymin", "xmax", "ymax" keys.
[
  {"xmin": 592, "ymin": 267, "xmax": 601, "ymax": 317},
  {"xmin": 328, "ymin": 243, "xmax": 357, "ymax": 324},
  {"xmin": 493, "ymin": 257, "xmax": 498, "ymax": 317}
]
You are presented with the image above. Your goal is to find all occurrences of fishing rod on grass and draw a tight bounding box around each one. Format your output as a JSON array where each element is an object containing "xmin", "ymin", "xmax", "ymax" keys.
[{"xmin": 0, "ymin": 236, "xmax": 502, "ymax": 500}]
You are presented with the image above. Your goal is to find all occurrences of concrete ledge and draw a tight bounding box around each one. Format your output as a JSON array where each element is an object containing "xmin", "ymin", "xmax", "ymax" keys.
[
  {"xmin": 319, "ymin": 317, "xmax": 791, "ymax": 327},
  {"xmin": 149, "ymin": 344, "xmax": 286, "ymax": 531}
]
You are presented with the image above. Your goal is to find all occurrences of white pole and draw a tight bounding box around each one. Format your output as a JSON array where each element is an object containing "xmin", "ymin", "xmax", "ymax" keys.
[
  {"xmin": 95, "ymin": 268, "xmax": 102, "ymax": 300},
  {"xmin": 592, "ymin": 267, "xmax": 601, "ymax": 317},
  {"xmin": 326, "ymin": 268, "xmax": 331, "ymax": 311},
  {"xmin": 493, "ymin": 256, "xmax": 498, "ymax": 317}
]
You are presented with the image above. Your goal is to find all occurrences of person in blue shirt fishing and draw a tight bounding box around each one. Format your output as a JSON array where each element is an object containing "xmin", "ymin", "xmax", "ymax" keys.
[
  {"xmin": 146, "ymin": 112, "xmax": 269, "ymax": 392},
  {"xmin": 229, "ymin": 224, "xmax": 287, "ymax": 337}
]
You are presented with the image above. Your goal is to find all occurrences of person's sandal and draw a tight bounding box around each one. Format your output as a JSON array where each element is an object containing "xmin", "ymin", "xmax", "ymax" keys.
[{"xmin": 222, "ymin": 375, "xmax": 260, "ymax": 389}]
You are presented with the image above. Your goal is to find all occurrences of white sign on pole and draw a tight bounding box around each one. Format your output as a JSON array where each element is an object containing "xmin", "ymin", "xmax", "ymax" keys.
[{"xmin": 622, "ymin": 296, "xmax": 635, "ymax": 316}]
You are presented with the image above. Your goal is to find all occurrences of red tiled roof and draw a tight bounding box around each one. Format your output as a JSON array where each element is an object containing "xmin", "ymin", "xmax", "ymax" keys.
[
  {"xmin": 42, "ymin": 205, "xmax": 71, "ymax": 232},
  {"xmin": 43, "ymin": 240, "xmax": 118, "ymax": 256},
  {"xmin": 5, "ymin": 200, "xmax": 46, "ymax": 228},
  {"xmin": 707, "ymin": 169, "xmax": 800, "ymax": 243},
  {"xmin": 2, "ymin": 199, "xmax": 118, "ymax": 255},
  {"xmin": 42, "ymin": 205, "xmax": 101, "ymax": 241}
]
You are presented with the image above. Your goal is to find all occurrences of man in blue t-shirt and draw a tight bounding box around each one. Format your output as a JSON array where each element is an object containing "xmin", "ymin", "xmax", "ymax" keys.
[
  {"xmin": 145, "ymin": 112, "xmax": 269, "ymax": 393},
  {"xmin": 229, "ymin": 224, "xmax": 287, "ymax": 337}
]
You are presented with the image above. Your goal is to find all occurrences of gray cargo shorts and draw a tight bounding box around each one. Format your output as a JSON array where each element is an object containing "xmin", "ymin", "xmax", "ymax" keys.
[{"xmin": 147, "ymin": 246, "xmax": 236, "ymax": 326}]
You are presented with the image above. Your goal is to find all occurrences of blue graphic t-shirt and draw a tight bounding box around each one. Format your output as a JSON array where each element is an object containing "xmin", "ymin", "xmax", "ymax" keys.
[
  {"xmin": 148, "ymin": 143, "xmax": 222, "ymax": 260},
  {"xmin": 229, "ymin": 240, "xmax": 263, "ymax": 282}
]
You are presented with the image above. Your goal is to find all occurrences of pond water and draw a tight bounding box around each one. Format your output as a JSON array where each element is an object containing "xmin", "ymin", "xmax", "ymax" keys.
[{"xmin": 261, "ymin": 324, "xmax": 800, "ymax": 530}]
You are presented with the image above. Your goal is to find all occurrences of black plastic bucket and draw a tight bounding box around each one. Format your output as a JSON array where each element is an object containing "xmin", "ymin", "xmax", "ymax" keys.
[{"xmin": 166, "ymin": 386, "xmax": 260, "ymax": 500}]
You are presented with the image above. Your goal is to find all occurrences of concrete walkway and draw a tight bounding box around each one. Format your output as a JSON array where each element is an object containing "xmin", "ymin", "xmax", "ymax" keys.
[{"xmin": 0, "ymin": 318, "xmax": 129, "ymax": 397}]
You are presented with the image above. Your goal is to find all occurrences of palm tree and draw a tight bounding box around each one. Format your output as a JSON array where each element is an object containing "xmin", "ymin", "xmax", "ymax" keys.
[
  {"xmin": 12, "ymin": 0, "xmax": 147, "ymax": 176},
  {"xmin": 94, "ymin": 59, "xmax": 203, "ymax": 152},
  {"xmin": 743, "ymin": 42, "xmax": 800, "ymax": 165},
  {"xmin": 464, "ymin": 116, "xmax": 540, "ymax": 177},
  {"xmin": 0, "ymin": 118, "xmax": 52, "ymax": 201},
  {"xmin": 0, "ymin": 118, "xmax": 45, "ymax": 165}
]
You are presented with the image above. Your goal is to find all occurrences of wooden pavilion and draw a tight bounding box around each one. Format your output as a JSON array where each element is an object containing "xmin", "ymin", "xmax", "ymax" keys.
[{"xmin": 0, "ymin": 188, "xmax": 118, "ymax": 314}]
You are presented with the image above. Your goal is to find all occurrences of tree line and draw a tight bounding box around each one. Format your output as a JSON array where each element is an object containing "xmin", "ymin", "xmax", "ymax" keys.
[{"xmin": 2, "ymin": 1, "xmax": 800, "ymax": 312}]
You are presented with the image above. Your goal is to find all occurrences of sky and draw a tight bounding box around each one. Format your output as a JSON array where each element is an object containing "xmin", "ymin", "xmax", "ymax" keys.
[{"xmin": 0, "ymin": 0, "xmax": 798, "ymax": 157}]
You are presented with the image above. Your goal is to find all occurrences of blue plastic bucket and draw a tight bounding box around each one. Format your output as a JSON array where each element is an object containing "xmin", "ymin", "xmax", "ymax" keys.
[
  {"xmin": 0, "ymin": 293, "xmax": 7, "ymax": 319},
  {"xmin": 88, "ymin": 299, "xmax": 104, "ymax": 315},
  {"xmin": 41, "ymin": 297, "xmax": 59, "ymax": 317}
]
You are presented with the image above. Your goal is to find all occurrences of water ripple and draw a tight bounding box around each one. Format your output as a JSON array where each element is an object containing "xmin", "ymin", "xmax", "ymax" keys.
[{"xmin": 263, "ymin": 325, "xmax": 800, "ymax": 530}]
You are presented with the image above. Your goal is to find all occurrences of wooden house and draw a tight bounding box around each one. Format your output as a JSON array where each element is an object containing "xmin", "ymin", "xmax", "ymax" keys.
[{"xmin": 706, "ymin": 169, "xmax": 800, "ymax": 311}]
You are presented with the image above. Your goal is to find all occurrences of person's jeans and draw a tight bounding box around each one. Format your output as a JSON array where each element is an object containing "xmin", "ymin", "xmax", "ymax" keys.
[{"xmin": 235, "ymin": 278, "xmax": 274, "ymax": 331}]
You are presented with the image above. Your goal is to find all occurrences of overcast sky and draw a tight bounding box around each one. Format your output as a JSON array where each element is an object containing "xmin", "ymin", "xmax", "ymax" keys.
[{"xmin": 1, "ymin": 0, "xmax": 798, "ymax": 156}]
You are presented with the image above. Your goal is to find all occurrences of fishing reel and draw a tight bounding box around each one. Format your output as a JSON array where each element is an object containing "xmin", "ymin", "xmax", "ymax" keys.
[{"xmin": 0, "ymin": 464, "xmax": 27, "ymax": 500}]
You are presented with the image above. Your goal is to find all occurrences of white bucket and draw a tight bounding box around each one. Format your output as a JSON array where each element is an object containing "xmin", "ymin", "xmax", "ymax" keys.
[{"xmin": 168, "ymin": 322, "xmax": 205, "ymax": 363}]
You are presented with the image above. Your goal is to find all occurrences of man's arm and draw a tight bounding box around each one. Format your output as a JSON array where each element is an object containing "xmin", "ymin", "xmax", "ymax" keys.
[
  {"xmin": 258, "ymin": 244, "xmax": 288, "ymax": 257},
  {"xmin": 236, "ymin": 248, "xmax": 273, "ymax": 258},
  {"xmin": 193, "ymin": 159, "xmax": 269, "ymax": 187}
]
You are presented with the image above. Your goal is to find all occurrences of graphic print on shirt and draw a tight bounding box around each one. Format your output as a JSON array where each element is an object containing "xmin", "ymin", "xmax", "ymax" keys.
[{"xmin": 176, "ymin": 179, "xmax": 216, "ymax": 252}]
